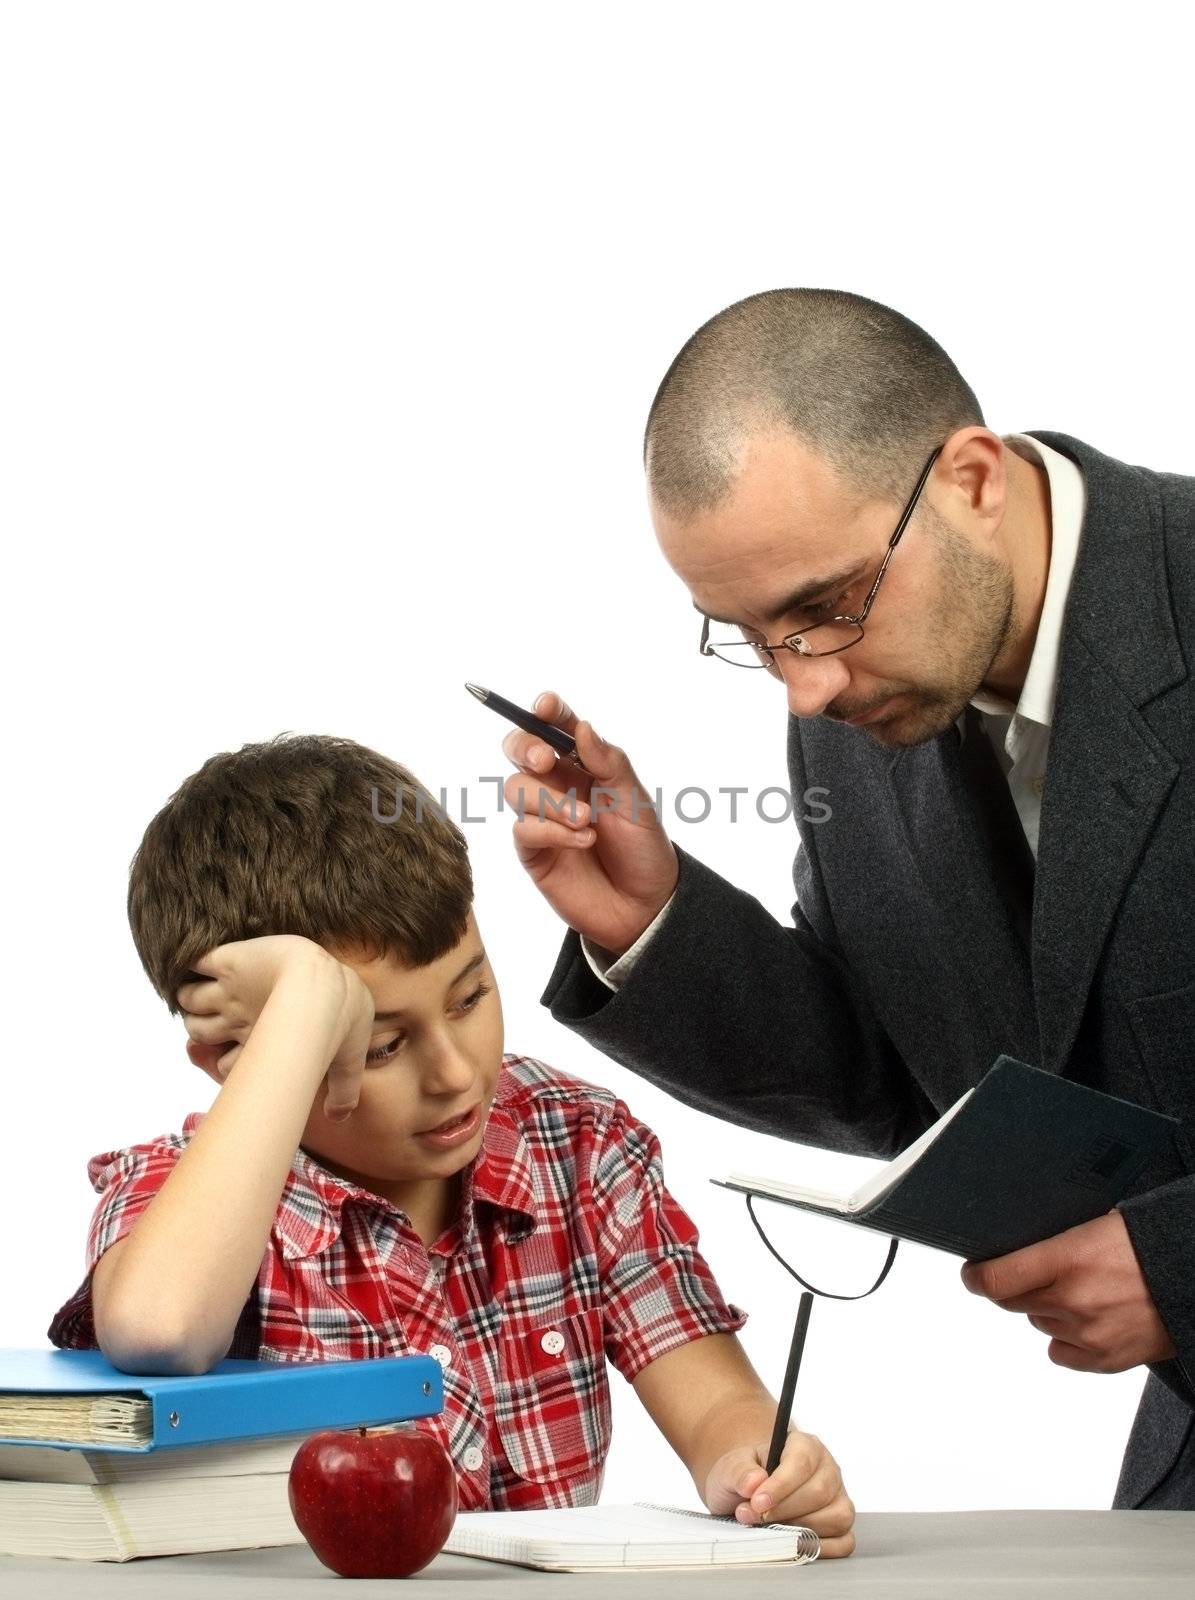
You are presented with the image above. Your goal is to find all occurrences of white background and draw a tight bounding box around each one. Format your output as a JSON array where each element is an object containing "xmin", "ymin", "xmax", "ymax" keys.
[{"xmin": 3, "ymin": 0, "xmax": 1191, "ymax": 1515}]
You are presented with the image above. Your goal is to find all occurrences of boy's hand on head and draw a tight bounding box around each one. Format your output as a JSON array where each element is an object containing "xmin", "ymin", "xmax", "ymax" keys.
[
  {"xmin": 176, "ymin": 935, "xmax": 376, "ymax": 1122},
  {"xmin": 704, "ymin": 1431, "xmax": 855, "ymax": 1558},
  {"xmin": 501, "ymin": 689, "xmax": 680, "ymax": 956}
]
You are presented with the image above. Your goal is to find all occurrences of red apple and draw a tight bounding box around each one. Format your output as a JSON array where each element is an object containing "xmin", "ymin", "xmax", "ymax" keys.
[{"xmin": 288, "ymin": 1423, "xmax": 458, "ymax": 1578}]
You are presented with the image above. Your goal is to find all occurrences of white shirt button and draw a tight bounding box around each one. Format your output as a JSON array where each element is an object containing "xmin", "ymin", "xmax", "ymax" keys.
[
  {"xmin": 462, "ymin": 1446, "xmax": 484, "ymax": 1471},
  {"xmin": 429, "ymin": 1344, "xmax": 451, "ymax": 1369},
  {"xmin": 540, "ymin": 1330, "xmax": 566, "ymax": 1356}
]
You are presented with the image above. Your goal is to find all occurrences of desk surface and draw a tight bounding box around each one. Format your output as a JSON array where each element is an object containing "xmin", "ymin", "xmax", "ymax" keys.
[{"xmin": 2, "ymin": 1510, "xmax": 1193, "ymax": 1598}]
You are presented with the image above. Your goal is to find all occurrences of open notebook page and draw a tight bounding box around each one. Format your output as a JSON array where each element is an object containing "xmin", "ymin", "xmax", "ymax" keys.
[
  {"xmin": 446, "ymin": 1503, "xmax": 820, "ymax": 1570},
  {"xmin": 724, "ymin": 1084, "xmax": 975, "ymax": 1213}
]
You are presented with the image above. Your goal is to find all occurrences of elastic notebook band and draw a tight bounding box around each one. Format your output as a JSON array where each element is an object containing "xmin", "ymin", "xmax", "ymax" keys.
[{"xmin": 745, "ymin": 1194, "xmax": 899, "ymax": 1299}]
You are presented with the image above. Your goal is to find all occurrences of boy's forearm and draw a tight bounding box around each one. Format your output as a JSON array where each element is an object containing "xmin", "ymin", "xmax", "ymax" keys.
[
  {"xmin": 96, "ymin": 960, "xmax": 343, "ymax": 1373},
  {"xmin": 632, "ymin": 1334, "xmax": 780, "ymax": 1498},
  {"xmin": 684, "ymin": 1389, "xmax": 780, "ymax": 1497}
]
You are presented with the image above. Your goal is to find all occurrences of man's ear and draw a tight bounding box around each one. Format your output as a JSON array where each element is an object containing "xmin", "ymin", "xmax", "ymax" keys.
[{"xmin": 936, "ymin": 426, "xmax": 1006, "ymax": 528}]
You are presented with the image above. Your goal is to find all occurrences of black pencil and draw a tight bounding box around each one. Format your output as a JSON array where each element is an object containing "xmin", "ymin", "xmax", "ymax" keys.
[{"xmin": 765, "ymin": 1292, "xmax": 815, "ymax": 1478}]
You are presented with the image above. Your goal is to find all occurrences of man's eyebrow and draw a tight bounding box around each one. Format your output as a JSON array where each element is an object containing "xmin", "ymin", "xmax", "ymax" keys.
[
  {"xmin": 694, "ymin": 563, "xmax": 869, "ymax": 628},
  {"xmin": 372, "ymin": 950, "xmax": 487, "ymax": 1022}
]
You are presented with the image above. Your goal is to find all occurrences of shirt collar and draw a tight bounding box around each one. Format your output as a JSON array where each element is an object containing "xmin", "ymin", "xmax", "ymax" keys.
[
  {"xmin": 262, "ymin": 1074, "xmax": 540, "ymax": 1263},
  {"xmin": 467, "ymin": 1100, "xmax": 539, "ymax": 1242},
  {"xmin": 969, "ymin": 432, "xmax": 1086, "ymax": 730},
  {"xmin": 271, "ymin": 1148, "xmax": 379, "ymax": 1262}
]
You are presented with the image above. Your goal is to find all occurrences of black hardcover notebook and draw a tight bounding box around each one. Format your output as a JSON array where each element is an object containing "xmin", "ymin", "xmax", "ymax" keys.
[{"xmin": 714, "ymin": 1057, "xmax": 1178, "ymax": 1260}]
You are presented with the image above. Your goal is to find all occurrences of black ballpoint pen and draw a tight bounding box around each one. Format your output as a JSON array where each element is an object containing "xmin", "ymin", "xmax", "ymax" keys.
[{"xmin": 465, "ymin": 682, "xmax": 583, "ymax": 765}]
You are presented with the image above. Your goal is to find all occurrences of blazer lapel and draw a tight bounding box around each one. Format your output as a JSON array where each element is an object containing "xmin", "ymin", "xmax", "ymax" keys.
[
  {"xmin": 1028, "ymin": 433, "xmax": 1186, "ymax": 1070},
  {"xmin": 1032, "ymin": 635, "xmax": 1181, "ymax": 1069}
]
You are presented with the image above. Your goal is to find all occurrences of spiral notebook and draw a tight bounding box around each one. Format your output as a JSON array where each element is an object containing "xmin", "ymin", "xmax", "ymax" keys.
[{"xmin": 445, "ymin": 1502, "xmax": 820, "ymax": 1570}]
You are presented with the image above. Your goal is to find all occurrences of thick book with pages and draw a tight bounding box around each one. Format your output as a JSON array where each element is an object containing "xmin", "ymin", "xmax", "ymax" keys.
[
  {"xmin": 0, "ymin": 1434, "xmax": 321, "ymax": 1561},
  {"xmin": 446, "ymin": 1502, "xmax": 821, "ymax": 1570},
  {"xmin": 0, "ymin": 1453, "xmax": 305, "ymax": 1561},
  {"xmin": 715, "ymin": 1057, "xmax": 1177, "ymax": 1260}
]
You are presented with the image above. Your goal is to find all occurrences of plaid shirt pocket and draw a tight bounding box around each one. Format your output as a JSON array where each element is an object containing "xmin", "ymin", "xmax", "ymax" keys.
[{"xmin": 491, "ymin": 1306, "xmax": 612, "ymax": 1490}]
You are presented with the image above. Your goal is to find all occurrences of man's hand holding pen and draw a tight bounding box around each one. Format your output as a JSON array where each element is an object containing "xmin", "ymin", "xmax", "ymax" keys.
[{"xmin": 500, "ymin": 690, "xmax": 680, "ymax": 956}]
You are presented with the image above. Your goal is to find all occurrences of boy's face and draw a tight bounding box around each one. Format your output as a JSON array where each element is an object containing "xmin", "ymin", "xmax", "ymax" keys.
[{"xmin": 301, "ymin": 913, "xmax": 504, "ymax": 1218}]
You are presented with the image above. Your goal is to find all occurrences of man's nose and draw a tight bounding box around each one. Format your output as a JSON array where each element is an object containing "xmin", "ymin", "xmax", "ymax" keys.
[{"xmin": 772, "ymin": 648, "xmax": 851, "ymax": 718}]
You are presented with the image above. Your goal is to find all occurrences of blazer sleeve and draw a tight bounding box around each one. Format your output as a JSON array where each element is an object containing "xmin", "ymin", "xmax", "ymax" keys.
[
  {"xmin": 1118, "ymin": 1175, "xmax": 1195, "ymax": 1406},
  {"xmin": 542, "ymin": 840, "xmax": 935, "ymax": 1161}
]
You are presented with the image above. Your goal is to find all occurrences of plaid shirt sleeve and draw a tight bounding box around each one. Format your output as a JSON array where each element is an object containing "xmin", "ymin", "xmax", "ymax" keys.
[
  {"xmin": 590, "ymin": 1100, "xmax": 747, "ymax": 1383},
  {"xmin": 47, "ymin": 1132, "xmax": 189, "ymax": 1349}
]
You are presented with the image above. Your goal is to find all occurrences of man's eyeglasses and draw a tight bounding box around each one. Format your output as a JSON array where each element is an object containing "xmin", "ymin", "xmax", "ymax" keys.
[{"xmin": 699, "ymin": 445, "xmax": 943, "ymax": 669}]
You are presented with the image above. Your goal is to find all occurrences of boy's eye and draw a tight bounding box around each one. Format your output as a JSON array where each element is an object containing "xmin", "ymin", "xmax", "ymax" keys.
[
  {"xmin": 363, "ymin": 984, "xmax": 491, "ymax": 1064},
  {"xmin": 365, "ymin": 1033, "xmax": 404, "ymax": 1064},
  {"xmin": 456, "ymin": 981, "xmax": 492, "ymax": 1013}
]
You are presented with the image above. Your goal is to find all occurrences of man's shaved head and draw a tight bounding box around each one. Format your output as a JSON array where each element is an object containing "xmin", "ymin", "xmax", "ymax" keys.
[{"xmin": 644, "ymin": 289, "xmax": 984, "ymax": 515}]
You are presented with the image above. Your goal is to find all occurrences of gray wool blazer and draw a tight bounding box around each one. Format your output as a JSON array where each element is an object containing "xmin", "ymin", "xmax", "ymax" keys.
[{"xmin": 543, "ymin": 432, "xmax": 1195, "ymax": 1510}]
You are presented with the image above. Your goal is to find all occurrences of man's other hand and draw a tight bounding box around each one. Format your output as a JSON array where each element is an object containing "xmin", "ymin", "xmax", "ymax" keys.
[{"xmin": 961, "ymin": 1210, "xmax": 1176, "ymax": 1372}]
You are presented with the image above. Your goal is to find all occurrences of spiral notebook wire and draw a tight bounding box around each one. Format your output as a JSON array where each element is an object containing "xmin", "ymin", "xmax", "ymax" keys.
[{"xmin": 635, "ymin": 1501, "xmax": 821, "ymax": 1562}]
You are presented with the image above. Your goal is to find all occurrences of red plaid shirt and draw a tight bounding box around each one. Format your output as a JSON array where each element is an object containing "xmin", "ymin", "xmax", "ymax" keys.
[{"xmin": 49, "ymin": 1055, "xmax": 745, "ymax": 1510}]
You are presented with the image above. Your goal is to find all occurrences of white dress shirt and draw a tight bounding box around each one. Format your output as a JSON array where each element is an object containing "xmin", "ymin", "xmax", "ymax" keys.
[
  {"xmin": 967, "ymin": 434, "xmax": 1085, "ymax": 856},
  {"xmin": 586, "ymin": 433, "xmax": 1086, "ymax": 990}
]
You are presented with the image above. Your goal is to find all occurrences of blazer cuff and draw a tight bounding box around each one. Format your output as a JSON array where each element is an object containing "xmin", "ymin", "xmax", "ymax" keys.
[
  {"xmin": 1118, "ymin": 1171, "xmax": 1195, "ymax": 1401},
  {"xmin": 542, "ymin": 849, "xmax": 696, "ymax": 1026}
]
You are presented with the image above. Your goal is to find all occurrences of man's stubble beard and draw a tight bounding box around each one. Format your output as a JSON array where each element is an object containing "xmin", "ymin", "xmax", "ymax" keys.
[{"xmin": 857, "ymin": 506, "xmax": 1017, "ymax": 749}]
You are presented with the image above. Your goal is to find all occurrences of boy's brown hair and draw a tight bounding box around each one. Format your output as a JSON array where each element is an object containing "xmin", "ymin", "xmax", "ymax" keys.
[{"xmin": 128, "ymin": 734, "xmax": 473, "ymax": 1015}]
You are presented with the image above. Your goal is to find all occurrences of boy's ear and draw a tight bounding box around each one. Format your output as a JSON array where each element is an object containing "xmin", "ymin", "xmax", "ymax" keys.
[{"xmin": 186, "ymin": 1039, "xmax": 230, "ymax": 1082}]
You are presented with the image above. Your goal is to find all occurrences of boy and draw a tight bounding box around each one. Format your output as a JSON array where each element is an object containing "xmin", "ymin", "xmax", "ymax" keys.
[{"xmin": 49, "ymin": 734, "xmax": 855, "ymax": 1554}]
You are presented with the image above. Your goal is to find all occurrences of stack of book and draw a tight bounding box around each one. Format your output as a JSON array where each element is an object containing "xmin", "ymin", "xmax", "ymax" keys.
[{"xmin": 0, "ymin": 1348, "xmax": 442, "ymax": 1561}]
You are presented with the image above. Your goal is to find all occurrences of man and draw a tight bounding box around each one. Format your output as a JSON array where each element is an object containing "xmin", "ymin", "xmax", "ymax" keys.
[{"xmin": 498, "ymin": 289, "xmax": 1195, "ymax": 1509}]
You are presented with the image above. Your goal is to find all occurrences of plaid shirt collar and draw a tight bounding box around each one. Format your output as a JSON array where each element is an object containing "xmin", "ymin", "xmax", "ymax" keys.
[{"xmin": 272, "ymin": 1097, "xmax": 539, "ymax": 1262}]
